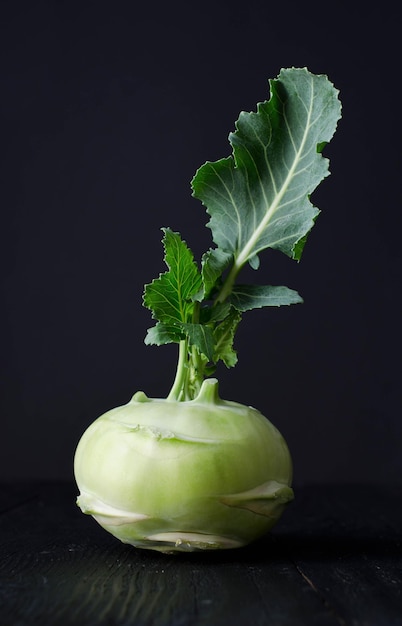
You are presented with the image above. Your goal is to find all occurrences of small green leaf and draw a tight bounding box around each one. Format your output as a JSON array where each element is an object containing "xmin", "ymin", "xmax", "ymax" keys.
[
  {"xmin": 200, "ymin": 301, "xmax": 232, "ymax": 324},
  {"xmin": 213, "ymin": 308, "xmax": 242, "ymax": 367},
  {"xmin": 144, "ymin": 323, "xmax": 183, "ymax": 346},
  {"xmin": 143, "ymin": 228, "xmax": 202, "ymax": 325},
  {"xmin": 194, "ymin": 248, "xmax": 232, "ymax": 301},
  {"xmin": 248, "ymin": 254, "xmax": 260, "ymax": 270},
  {"xmin": 230, "ymin": 285, "xmax": 303, "ymax": 311},
  {"xmin": 181, "ymin": 323, "xmax": 215, "ymax": 361}
]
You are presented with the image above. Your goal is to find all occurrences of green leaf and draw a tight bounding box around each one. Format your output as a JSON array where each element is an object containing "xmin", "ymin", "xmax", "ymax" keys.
[
  {"xmin": 180, "ymin": 323, "xmax": 215, "ymax": 361},
  {"xmin": 193, "ymin": 248, "xmax": 232, "ymax": 301},
  {"xmin": 143, "ymin": 228, "xmax": 202, "ymax": 325},
  {"xmin": 213, "ymin": 308, "xmax": 242, "ymax": 367},
  {"xmin": 230, "ymin": 285, "xmax": 303, "ymax": 311},
  {"xmin": 192, "ymin": 68, "xmax": 341, "ymax": 268},
  {"xmin": 200, "ymin": 301, "xmax": 232, "ymax": 324},
  {"xmin": 142, "ymin": 69, "xmax": 341, "ymax": 401},
  {"xmin": 144, "ymin": 323, "xmax": 183, "ymax": 346},
  {"xmin": 248, "ymin": 254, "xmax": 260, "ymax": 270}
]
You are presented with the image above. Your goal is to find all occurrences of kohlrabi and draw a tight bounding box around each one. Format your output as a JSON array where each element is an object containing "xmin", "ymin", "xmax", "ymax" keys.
[{"xmin": 74, "ymin": 67, "xmax": 342, "ymax": 553}]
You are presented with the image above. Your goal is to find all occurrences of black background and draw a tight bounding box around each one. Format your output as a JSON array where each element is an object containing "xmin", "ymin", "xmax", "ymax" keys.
[{"xmin": 2, "ymin": 0, "xmax": 400, "ymax": 485}]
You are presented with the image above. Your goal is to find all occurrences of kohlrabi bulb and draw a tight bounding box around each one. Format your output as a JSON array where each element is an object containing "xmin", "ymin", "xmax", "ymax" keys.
[{"xmin": 74, "ymin": 379, "xmax": 293, "ymax": 553}]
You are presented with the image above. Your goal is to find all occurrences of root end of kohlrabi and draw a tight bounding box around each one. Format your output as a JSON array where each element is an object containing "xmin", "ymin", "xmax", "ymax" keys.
[{"xmin": 130, "ymin": 532, "xmax": 244, "ymax": 553}]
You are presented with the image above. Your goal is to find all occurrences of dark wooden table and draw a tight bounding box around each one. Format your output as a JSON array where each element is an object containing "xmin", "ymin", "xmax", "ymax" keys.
[{"xmin": 1, "ymin": 482, "xmax": 401, "ymax": 625}]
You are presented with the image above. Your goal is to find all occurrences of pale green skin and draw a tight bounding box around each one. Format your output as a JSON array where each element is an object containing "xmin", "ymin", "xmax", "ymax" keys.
[{"xmin": 74, "ymin": 379, "xmax": 294, "ymax": 553}]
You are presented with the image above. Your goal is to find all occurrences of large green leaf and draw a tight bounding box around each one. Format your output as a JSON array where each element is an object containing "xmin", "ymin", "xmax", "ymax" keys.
[{"xmin": 192, "ymin": 68, "xmax": 341, "ymax": 268}]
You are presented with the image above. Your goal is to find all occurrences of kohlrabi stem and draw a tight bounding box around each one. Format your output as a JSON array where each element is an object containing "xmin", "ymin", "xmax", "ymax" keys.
[
  {"xmin": 167, "ymin": 339, "xmax": 188, "ymax": 401},
  {"xmin": 168, "ymin": 264, "xmax": 246, "ymax": 401},
  {"xmin": 186, "ymin": 301, "xmax": 206, "ymax": 399},
  {"xmin": 187, "ymin": 344, "xmax": 205, "ymax": 399},
  {"xmin": 216, "ymin": 259, "xmax": 242, "ymax": 304}
]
